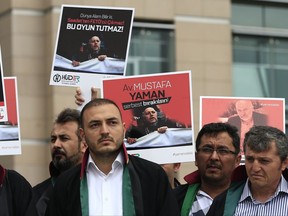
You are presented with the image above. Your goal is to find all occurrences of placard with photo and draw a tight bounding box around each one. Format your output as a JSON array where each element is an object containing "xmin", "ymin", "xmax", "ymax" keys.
[
  {"xmin": 0, "ymin": 77, "xmax": 21, "ymax": 155},
  {"xmin": 50, "ymin": 5, "xmax": 134, "ymax": 106},
  {"xmin": 200, "ymin": 96, "xmax": 285, "ymax": 155},
  {"xmin": 50, "ymin": 4, "xmax": 134, "ymax": 86},
  {"xmin": 102, "ymin": 71, "xmax": 194, "ymax": 164}
]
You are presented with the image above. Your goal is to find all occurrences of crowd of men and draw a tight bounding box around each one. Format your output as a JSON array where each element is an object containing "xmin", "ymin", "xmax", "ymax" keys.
[{"xmin": 1, "ymin": 89, "xmax": 288, "ymax": 216}]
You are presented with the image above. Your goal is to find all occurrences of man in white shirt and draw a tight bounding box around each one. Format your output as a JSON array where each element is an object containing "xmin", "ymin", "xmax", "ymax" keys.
[
  {"xmin": 46, "ymin": 98, "xmax": 179, "ymax": 216},
  {"xmin": 207, "ymin": 125, "xmax": 288, "ymax": 216}
]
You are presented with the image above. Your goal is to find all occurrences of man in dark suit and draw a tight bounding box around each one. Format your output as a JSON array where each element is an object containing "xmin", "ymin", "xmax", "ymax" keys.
[
  {"xmin": 45, "ymin": 98, "xmax": 179, "ymax": 216},
  {"xmin": 227, "ymin": 100, "xmax": 267, "ymax": 152},
  {"xmin": 26, "ymin": 108, "xmax": 87, "ymax": 216}
]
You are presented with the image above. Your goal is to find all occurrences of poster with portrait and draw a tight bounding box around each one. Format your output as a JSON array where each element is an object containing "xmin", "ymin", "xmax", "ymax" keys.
[
  {"xmin": 200, "ymin": 96, "xmax": 285, "ymax": 157},
  {"xmin": 49, "ymin": 5, "xmax": 134, "ymax": 104},
  {"xmin": 102, "ymin": 71, "xmax": 194, "ymax": 164},
  {"xmin": 0, "ymin": 47, "xmax": 8, "ymax": 122},
  {"xmin": 0, "ymin": 77, "xmax": 21, "ymax": 155}
]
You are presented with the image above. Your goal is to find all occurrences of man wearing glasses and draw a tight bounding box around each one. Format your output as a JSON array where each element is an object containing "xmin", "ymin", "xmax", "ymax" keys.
[{"xmin": 174, "ymin": 122, "xmax": 241, "ymax": 216}]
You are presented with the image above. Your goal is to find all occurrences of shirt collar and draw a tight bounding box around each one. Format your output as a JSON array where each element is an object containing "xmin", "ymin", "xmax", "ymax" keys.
[
  {"xmin": 239, "ymin": 175, "xmax": 288, "ymax": 203},
  {"xmin": 197, "ymin": 189, "xmax": 213, "ymax": 200},
  {"xmin": 80, "ymin": 143, "xmax": 129, "ymax": 179},
  {"xmin": 87, "ymin": 151, "xmax": 124, "ymax": 175}
]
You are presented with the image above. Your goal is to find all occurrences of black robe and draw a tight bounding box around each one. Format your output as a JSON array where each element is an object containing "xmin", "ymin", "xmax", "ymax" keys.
[
  {"xmin": 25, "ymin": 162, "xmax": 60, "ymax": 216},
  {"xmin": 45, "ymin": 154, "xmax": 180, "ymax": 216},
  {"xmin": 0, "ymin": 165, "xmax": 32, "ymax": 216}
]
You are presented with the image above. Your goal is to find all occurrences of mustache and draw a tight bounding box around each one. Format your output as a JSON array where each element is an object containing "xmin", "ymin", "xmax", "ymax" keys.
[
  {"xmin": 207, "ymin": 161, "xmax": 222, "ymax": 169},
  {"xmin": 98, "ymin": 135, "xmax": 114, "ymax": 143},
  {"xmin": 52, "ymin": 149, "xmax": 66, "ymax": 158}
]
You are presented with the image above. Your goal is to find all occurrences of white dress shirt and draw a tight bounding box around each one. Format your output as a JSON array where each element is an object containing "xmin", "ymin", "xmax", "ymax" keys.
[{"xmin": 86, "ymin": 152, "xmax": 124, "ymax": 216}]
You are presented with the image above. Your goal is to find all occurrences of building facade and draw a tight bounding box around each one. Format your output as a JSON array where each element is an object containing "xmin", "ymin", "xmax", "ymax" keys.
[{"xmin": 2, "ymin": 0, "xmax": 283, "ymax": 186}]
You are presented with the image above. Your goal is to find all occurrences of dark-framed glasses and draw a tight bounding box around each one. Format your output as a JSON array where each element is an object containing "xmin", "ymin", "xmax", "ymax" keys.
[{"xmin": 197, "ymin": 146, "xmax": 237, "ymax": 156}]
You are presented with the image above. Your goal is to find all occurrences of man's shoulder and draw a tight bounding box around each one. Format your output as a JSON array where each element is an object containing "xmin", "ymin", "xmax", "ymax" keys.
[
  {"xmin": 127, "ymin": 155, "xmax": 167, "ymax": 180},
  {"xmin": 59, "ymin": 164, "xmax": 81, "ymax": 178},
  {"xmin": 32, "ymin": 178, "xmax": 52, "ymax": 194},
  {"xmin": 227, "ymin": 115, "xmax": 240, "ymax": 122},
  {"xmin": 173, "ymin": 183, "xmax": 189, "ymax": 195},
  {"xmin": 6, "ymin": 169, "xmax": 31, "ymax": 186},
  {"xmin": 128, "ymin": 155, "xmax": 162, "ymax": 170},
  {"xmin": 54, "ymin": 164, "xmax": 82, "ymax": 185}
]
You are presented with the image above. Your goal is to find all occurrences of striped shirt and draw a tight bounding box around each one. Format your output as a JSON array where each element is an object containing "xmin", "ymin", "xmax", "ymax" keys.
[{"xmin": 234, "ymin": 175, "xmax": 288, "ymax": 216}]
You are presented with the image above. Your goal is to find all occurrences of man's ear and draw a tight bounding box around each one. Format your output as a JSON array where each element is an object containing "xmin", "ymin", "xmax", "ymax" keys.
[
  {"xmin": 173, "ymin": 163, "xmax": 181, "ymax": 172},
  {"xmin": 235, "ymin": 154, "xmax": 242, "ymax": 168},
  {"xmin": 79, "ymin": 128, "xmax": 87, "ymax": 153},
  {"xmin": 80, "ymin": 140, "xmax": 87, "ymax": 153},
  {"xmin": 195, "ymin": 152, "xmax": 198, "ymax": 167},
  {"xmin": 79, "ymin": 128, "xmax": 85, "ymax": 139},
  {"xmin": 281, "ymin": 157, "xmax": 288, "ymax": 171}
]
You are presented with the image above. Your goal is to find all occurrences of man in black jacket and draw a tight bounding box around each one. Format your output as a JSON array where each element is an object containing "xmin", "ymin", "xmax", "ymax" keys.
[
  {"xmin": 27, "ymin": 108, "xmax": 87, "ymax": 216},
  {"xmin": 0, "ymin": 164, "xmax": 32, "ymax": 215},
  {"xmin": 173, "ymin": 123, "xmax": 241, "ymax": 216},
  {"xmin": 46, "ymin": 98, "xmax": 179, "ymax": 216}
]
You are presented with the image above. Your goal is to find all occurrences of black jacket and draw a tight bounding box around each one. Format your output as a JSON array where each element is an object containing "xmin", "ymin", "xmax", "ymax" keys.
[
  {"xmin": 0, "ymin": 165, "xmax": 32, "ymax": 216},
  {"xmin": 26, "ymin": 162, "xmax": 60, "ymax": 216},
  {"xmin": 45, "ymin": 148, "xmax": 180, "ymax": 216}
]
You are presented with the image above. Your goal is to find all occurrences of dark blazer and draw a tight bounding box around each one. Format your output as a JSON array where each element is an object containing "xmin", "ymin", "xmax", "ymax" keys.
[
  {"xmin": 45, "ymin": 150, "xmax": 180, "ymax": 216},
  {"xmin": 25, "ymin": 162, "xmax": 61, "ymax": 216},
  {"xmin": 0, "ymin": 165, "xmax": 32, "ymax": 216},
  {"xmin": 227, "ymin": 112, "xmax": 268, "ymax": 134},
  {"xmin": 174, "ymin": 166, "xmax": 248, "ymax": 215}
]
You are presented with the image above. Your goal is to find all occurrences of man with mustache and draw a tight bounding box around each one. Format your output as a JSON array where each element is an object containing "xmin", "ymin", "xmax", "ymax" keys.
[
  {"xmin": 45, "ymin": 98, "xmax": 179, "ymax": 216},
  {"xmin": 206, "ymin": 125, "xmax": 288, "ymax": 216},
  {"xmin": 26, "ymin": 108, "xmax": 87, "ymax": 216},
  {"xmin": 126, "ymin": 106, "xmax": 186, "ymax": 144},
  {"xmin": 174, "ymin": 122, "xmax": 241, "ymax": 216}
]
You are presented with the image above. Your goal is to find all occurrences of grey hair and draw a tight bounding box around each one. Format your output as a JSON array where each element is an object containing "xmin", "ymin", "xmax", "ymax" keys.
[{"xmin": 243, "ymin": 125, "xmax": 288, "ymax": 162}]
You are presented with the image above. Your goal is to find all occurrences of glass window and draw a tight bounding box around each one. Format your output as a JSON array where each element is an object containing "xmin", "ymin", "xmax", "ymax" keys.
[
  {"xmin": 265, "ymin": 6, "xmax": 288, "ymax": 29},
  {"xmin": 232, "ymin": 3, "xmax": 263, "ymax": 27},
  {"xmin": 233, "ymin": 35, "xmax": 288, "ymax": 113},
  {"xmin": 232, "ymin": 2, "xmax": 288, "ymax": 29},
  {"xmin": 126, "ymin": 25, "xmax": 175, "ymax": 76}
]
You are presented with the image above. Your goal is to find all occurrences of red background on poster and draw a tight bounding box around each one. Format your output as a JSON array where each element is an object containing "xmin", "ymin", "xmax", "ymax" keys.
[
  {"xmin": 103, "ymin": 72, "xmax": 192, "ymax": 129},
  {"xmin": 4, "ymin": 78, "xmax": 17, "ymax": 125},
  {"xmin": 201, "ymin": 97, "xmax": 284, "ymax": 131}
]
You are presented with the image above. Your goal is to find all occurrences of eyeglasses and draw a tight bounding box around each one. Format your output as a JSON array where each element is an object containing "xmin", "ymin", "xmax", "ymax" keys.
[{"xmin": 197, "ymin": 146, "xmax": 237, "ymax": 156}]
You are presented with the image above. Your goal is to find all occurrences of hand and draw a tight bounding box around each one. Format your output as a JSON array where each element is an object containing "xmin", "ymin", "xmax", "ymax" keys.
[
  {"xmin": 72, "ymin": 60, "xmax": 80, "ymax": 67},
  {"xmin": 127, "ymin": 137, "xmax": 137, "ymax": 144},
  {"xmin": 157, "ymin": 126, "xmax": 168, "ymax": 133},
  {"xmin": 74, "ymin": 87, "xmax": 98, "ymax": 106},
  {"xmin": 98, "ymin": 55, "xmax": 107, "ymax": 61}
]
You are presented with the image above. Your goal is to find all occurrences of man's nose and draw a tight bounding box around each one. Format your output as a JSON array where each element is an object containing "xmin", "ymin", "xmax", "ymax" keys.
[
  {"xmin": 251, "ymin": 160, "xmax": 261, "ymax": 172},
  {"xmin": 52, "ymin": 139, "xmax": 62, "ymax": 148},
  {"xmin": 100, "ymin": 123, "xmax": 109, "ymax": 134},
  {"xmin": 210, "ymin": 150, "xmax": 220, "ymax": 160}
]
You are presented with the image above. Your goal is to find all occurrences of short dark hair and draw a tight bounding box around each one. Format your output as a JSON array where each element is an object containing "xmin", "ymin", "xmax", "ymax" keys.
[
  {"xmin": 80, "ymin": 98, "xmax": 122, "ymax": 128},
  {"xmin": 244, "ymin": 125, "xmax": 288, "ymax": 162},
  {"xmin": 54, "ymin": 108, "xmax": 81, "ymax": 139},
  {"xmin": 196, "ymin": 122, "xmax": 240, "ymax": 154}
]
